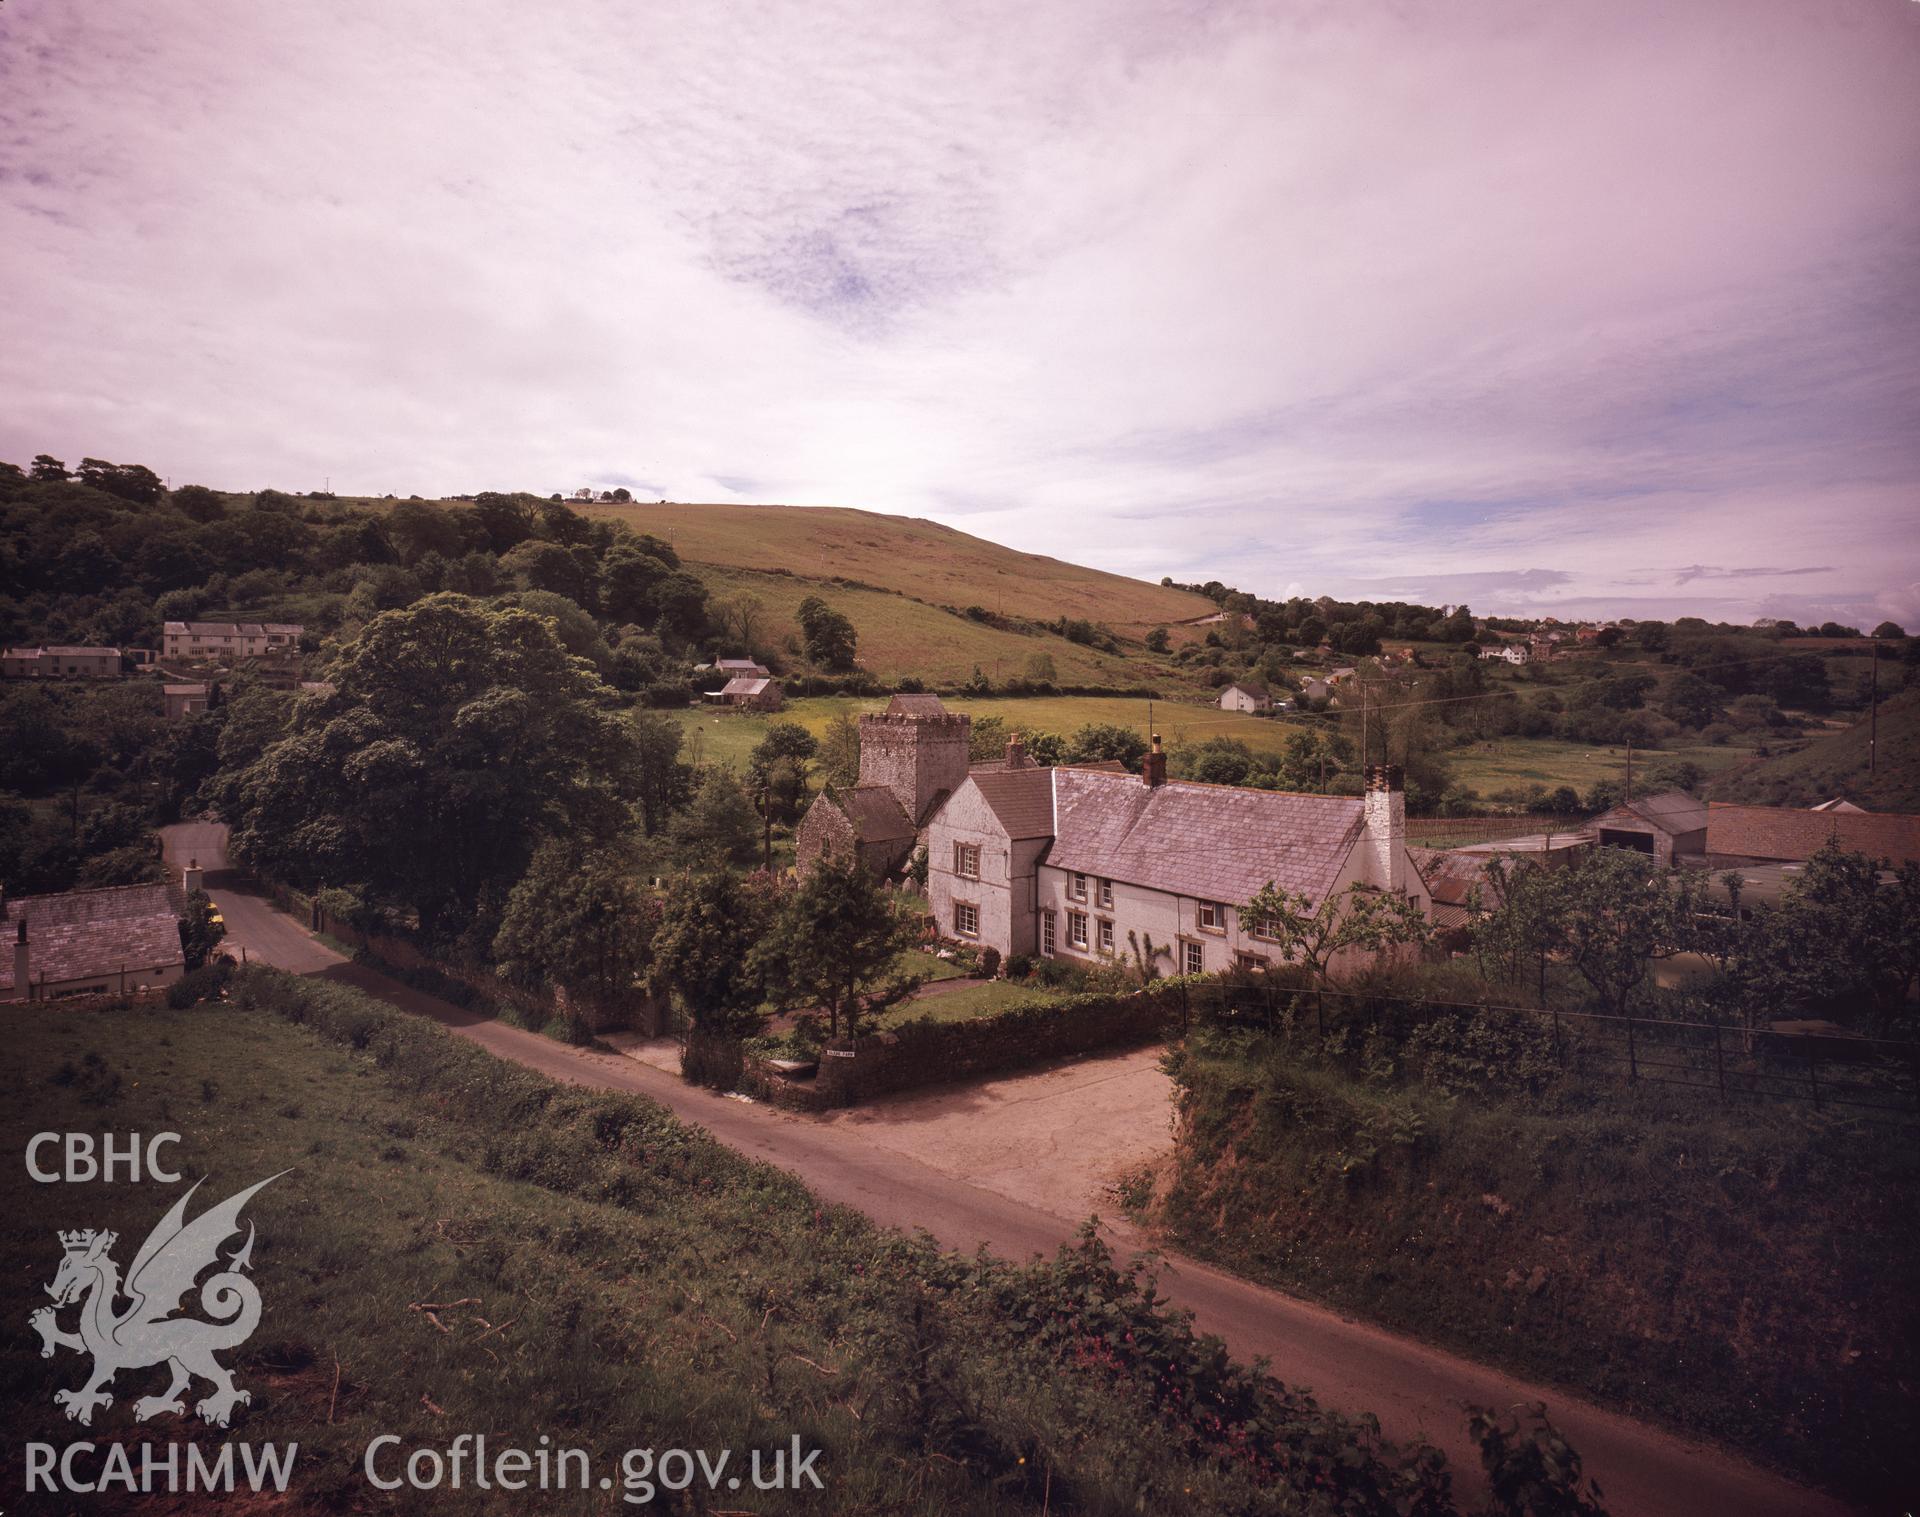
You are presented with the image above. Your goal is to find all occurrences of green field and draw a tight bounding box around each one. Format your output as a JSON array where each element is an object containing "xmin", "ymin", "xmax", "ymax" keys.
[
  {"xmin": 1711, "ymin": 688, "xmax": 1919, "ymax": 811},
  {"xmin": 899, "ymin": 980, "xmax": 1051, "ymax": 1024},
  {"xmin": 669, "ymin": 693, "xmax": 1762, "ymax": 806}
]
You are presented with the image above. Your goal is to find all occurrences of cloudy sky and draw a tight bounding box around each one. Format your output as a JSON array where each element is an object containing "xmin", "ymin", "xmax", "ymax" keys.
[{"xmin": 3, "ymin": 0, "xmax": 1917, "ymax": 625}]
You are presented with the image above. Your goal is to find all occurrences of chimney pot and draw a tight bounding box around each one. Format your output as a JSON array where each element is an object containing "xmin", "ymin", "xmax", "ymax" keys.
[{"xmin": 1143, "ymin": 732, "xmax": 1166, "ymax": 788}]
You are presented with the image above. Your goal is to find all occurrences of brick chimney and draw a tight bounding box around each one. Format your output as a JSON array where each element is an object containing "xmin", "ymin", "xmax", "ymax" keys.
[
  {"xmin": 1361, "ymin": 764, "xmax": 1406, "ymax": 892},
  {"xmin": 1005, "ymin": 734, "xmax": 1029, "ymax": 769},
  {"xmin": 183, "ymin": 857, "xmax": 204, "ymax": 898},
  {"xmin": 1143, "ymin": 733, "xmax": 1166, "ymax": 788},
  {"xmin": 14, "ymin": 919, "xmax": 29, "ymax": 1003}
]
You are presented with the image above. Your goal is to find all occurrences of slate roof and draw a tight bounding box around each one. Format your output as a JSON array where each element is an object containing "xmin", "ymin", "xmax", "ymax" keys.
[
  {"xmin": 967, "ymin": 768, "xmax": 1056, "ymax": 840},
  {"xmin": 885, "ymin": 693, "xmax": 948, "ymax": 717},
  {"xmin": 42, "ymin": 646, "xmax": 121, "ymax": 658},
  {"xmin": 163, "ymin": 682, "xmax": 209, "ymax": 696},
  {"xmin": 164, "ymin": 621, "xmax": 301, "ymax": 637},
  {"xmin": 719, "ymin": 676, "xmax": 773, "ymax": 697},
  {"xmin": 1597, "ymin": 790, "xmax": 1708, "ymax": 836},
  {"xmin": 832, "ymin": 785, "xmax": 916, "ymax": 844},
  {"xmin": 1047, "ymin": 769, "xmax": 1366, "ymax": 905},
  {"xmin": 1223, "ymin": 681, "xmax": 1269, "ymax": 698},
  {"xmin": 1706, "ymin": 803, "xmax": 1920, "ymax": 866},
  {"xmin": 1, "ymin": 883, "xmax": 183, "ymax": 993},
  {"xmin": 713, "ymin": 658, "xmax": 769, "ymax": 674}
]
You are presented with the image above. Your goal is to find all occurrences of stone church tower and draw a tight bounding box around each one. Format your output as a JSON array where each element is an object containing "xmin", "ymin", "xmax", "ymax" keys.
[{"xmin": 857, "ymin": 707, "xmax": 971, "ymax": 825}]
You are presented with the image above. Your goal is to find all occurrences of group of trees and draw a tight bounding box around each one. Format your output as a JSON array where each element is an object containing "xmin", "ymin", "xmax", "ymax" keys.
[{"xmin": 1470, "ymin": 843, "xmax": 1920, "ymax": 1034}]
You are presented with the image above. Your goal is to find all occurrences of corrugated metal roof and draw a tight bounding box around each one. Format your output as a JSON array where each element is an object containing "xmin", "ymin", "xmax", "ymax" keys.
[
  {"xmin": 1047, "ymin": 769, "xmax": 1365, "ymax": 905},
  {"xmin": 1706, "ymin": 802, "xmax": 1920, "ymax": 866}
]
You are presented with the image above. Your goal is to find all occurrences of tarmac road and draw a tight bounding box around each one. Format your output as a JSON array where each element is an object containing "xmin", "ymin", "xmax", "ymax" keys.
[{"xmin": 162, "ymin": 821, "xmax": 1855, "ymax": 1517}]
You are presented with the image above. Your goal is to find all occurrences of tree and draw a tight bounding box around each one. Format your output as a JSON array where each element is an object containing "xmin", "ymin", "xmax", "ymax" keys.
[
  {"xmin": 796, "ymin": 596, "xmax": 858, "ymax": 671},
  {"xmin": 629, "ymin": 711, "xmax": 691, "ymax": 835},
  {"xmin": 610, "ymin": 486, "xmax": 632, "ymax": 503},
  {"xmin": 170, "ymin": 485, "xmax": 228, "ymax": 523},
  {"xmin": 1145, "ymin": 627, "xmax": 1170, "ymax": 654},
  {"xmin": 500, "ymin": 538, "xmax": 593, "ymax": 603},
  {"xmin": 1553, "ymin": 849, "xmax": 1705, "ymax": 1016},
  {"xmin": 668, "ymin": 768, "xmax": 760, "ymax": 867},
  {"xmin": 751, "ymin": 852, "xmax": 922, "ymax": 1045},
  {"xmin": 818, "ymin": 710, "xmax": 863, "ymax": 788},
  {"xmin": 1871, "ymin": 621, "xmax": 1906, "ymax": 640},
  {"xmin": 600, "ymin": 542, "xmax": 673, "ymax": 625},
  {"xmin": 651, "ymin": 870, "xmax": 777, "ymax": 1073},
  {"xmin": 1024, "ymin": 652, "xmax": 1058, "ymax": 683},
  {"xmin": 1066, "ymin": 722, "xmax": 1148, "ymax": 771},
  {"xmin": 1659, "ymin": 673, "xmax": 1722, "ymax": 730},
  {"xmin": 1468, "ymin": 858, "xmax": 1564, "ymax": 1000},
  {"xmin": 1765, "ymin": 653, "xmax": 1831, "ymax": 713},
  {"xmin": 749, "ymin": 720, "xmax": 820, "ymax": 860},
  {"xmin": 494, "ymin": 843, "xmax": 657, "ymax": 1041},
  {"xmin": 220, "ymin": 594, "xmax": 647, "ymax": 943},
  {"xmin": 1240, "ymin": 881, "xmax": 1430, "ymax": 985},
  {"xmin": 30, "ymin": 454, "xmax": 68, "ymax": 482},
  {"xmin": 178, "ymin": 890, "xmax": 227, "ymax": 971},
  {"xmin": 718, "ymin": 591, "xmax": 766, "ymax": 648}
]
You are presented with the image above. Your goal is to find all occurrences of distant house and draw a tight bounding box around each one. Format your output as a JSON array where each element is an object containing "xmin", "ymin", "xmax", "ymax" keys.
[
  {"xmin": 705, "ymin": 676, "xmax": 783, "ymax": 711},
  {"xmin": 1705, "ymin": 802, "xmax": 1920, "ymax": 869},
  {"xmin": 1590, "ymin": 790, "xmax": 1708, "ymax": 865},
  {"xmin": 1299, "ymin": 677, "xmax": 1331, "ymax": 703},
  {"xmin": 162, "ymin": 621, "xmax": 302, "ymax": 662},
  {"xmin": 1217, "ymin": 680, "xmax": 1272, "ymax": 714},
  {"xmin": 1, "ymin": 882, "xmax": 185, "ymax": 1001},
  {"xmin": 1808, "ymin": 797, "xmax": 1865, "ymax": 814},
  {"xmin": 696, "ymin": 657, "xmax": 772, "ymax": 678},
  {"xmin": 163, "ymin": 682, "xmax": 210, "ymax": 720},
  {"xmin": 2, "ymin": 646, "xmax": 123, "ymax": 679},
  {"xmin": 1479, "ymin": 642, "xmax": 1530, "ymax": 665}
]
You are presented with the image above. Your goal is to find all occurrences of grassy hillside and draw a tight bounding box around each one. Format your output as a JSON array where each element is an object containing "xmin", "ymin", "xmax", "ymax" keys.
[
  {"xmin": 581, "ymin": 501, "xmax": 1215, "ymax": 632},
  {"xmin": 1708, "ymin": 686, "xmax": 1920, "ymax": 811},
  {"xmin": 691, "ymin": 564, "xmax": 1174, "ymax": 688},
  {"xmin": 0, "ymin": 971, "xmax": 1568, "ymax": 1515}
]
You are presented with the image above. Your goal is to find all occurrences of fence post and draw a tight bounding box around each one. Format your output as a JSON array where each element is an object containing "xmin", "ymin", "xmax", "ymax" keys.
[
  {"xmin": 1626, "ymin": 1017, "xmax": 1637, "ymax": 1084},
  {"xmin": 1551, "ymin": 1007, "xmax": 1562, "ymax": 1068},
  {"xmin": 1805, "ymin": 1044, "xmax": 1820, "ymax": 1110},
  {"xmin": 1316, "ymin": 989, "xmax": 1326, "ymax": 1040},
  {"xmin": 1713, "ymin": 1024, "xmax": 1725, "ymax": 1101}
]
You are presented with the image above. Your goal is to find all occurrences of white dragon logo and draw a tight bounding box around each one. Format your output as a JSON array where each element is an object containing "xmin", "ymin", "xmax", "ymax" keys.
[{"xmin": 30, "ymin": 1172, "xmax": 286, "ymax": 1428}]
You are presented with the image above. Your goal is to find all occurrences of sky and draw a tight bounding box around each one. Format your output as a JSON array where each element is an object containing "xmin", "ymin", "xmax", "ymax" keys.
[{"xmin": 3, "ymin": 0, "xmax": 1918, "ymax": 626}]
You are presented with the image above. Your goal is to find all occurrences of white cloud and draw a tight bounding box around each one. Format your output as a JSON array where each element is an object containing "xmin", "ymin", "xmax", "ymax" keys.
[{"xmin": 1, "ymin": 0, "xmax": 1916, "ymax": 620}]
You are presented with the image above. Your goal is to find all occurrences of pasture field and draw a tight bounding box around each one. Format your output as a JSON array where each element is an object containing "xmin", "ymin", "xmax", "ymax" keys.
[
  {"xmin": 582, "ymin": 500, "xmax": 1214, "ymax": 631},
  {"xmin": 667, "ymin": 694, "xmax": 1762, "ymax": 807},
  {"xmin": 689, "ymin": 564, "xmax": 1186, "ymax": 689}
]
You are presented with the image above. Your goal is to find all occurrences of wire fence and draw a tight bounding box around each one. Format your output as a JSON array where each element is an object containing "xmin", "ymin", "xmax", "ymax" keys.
[
  {"xmin": 1183, "ymin": 979, "xmax": 1920, "ymax": 1124},
  {"xmin": 1403, "ymin": 814, "xmax": 1585, "ymax": 846}
]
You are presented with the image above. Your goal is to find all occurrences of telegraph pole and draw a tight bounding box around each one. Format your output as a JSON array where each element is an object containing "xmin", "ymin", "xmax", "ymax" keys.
[
  {"xmin": 1869, "ymin": 637, "xmax": 1880, "ymax": 775},
  {"xmin": 1625, "ymin": 741, "xmax": 1634, "ymax": 802}
]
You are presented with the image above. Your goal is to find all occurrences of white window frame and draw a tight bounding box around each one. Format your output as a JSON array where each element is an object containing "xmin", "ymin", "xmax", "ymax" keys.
[
  {"xmin": 1183, "ymin": 939, "xmax": 1205, "ymax": 976},
  {"xmin": 954, "ymin": 841, "xmax": 980, "ymax": 879},
  {"xmin": 1067, "ymin": 911, "xmax": 1089, "ymax": 950},
  {"xmin": 1070, "ymin": 871, "xmax": 1088, "ymax": 901},
  {"xmin": 1040, "ymin": 912, "xmax": 1056, "ymax": 956},
  {"xmin": 1097, "ymin": 918, "xmax": 1115, "ymax": 954},
  {"xmin": 1096, "ymin": 877, "xmax": 1113, "ymax": 909},
  {"xmin": 1198, "ymin": 900, "xmax": 1226, "ymax": 933},
  {"xmin": 953, "ymin": 901, "xmax": 980, "ymax": 938}
]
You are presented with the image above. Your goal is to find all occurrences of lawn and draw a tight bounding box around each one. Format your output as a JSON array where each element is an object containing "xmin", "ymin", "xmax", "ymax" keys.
[{"xmin": 896, "ymin": 980, "xmax": 1052, "ymax": 1024}]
